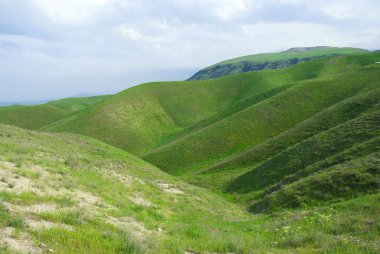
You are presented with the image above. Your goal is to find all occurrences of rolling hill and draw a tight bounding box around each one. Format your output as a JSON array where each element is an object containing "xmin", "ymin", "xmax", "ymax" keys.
[
  {"xmin": 188, "ymin": 46, "xmax": 368, "ymax": 80},
  {"xmin": 40, "ymin": 52, "xmax": 380, "ymax": 207},
  {"xmin": 0, "ymin": 49, "xmax": 379, "ymax": 253},
  {"xmin": 0, "ymin": 124, "xmax": 252, "ymax": 253},
  {"xmin": 1, "ymin": 124, "xmax": 379, "ymax": 253},
  {"xmin": 0, "ymin": 95, "xmax": 111, "ymax": 130}
]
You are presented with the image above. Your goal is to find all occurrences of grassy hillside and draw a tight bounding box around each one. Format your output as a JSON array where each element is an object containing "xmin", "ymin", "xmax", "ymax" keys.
[
  {"xmin": 0, "ymin": 95, "xmax": 111, "ymax": 130},
  {"xmin": 43, "ymin": 67, "xmax": 296, "ymax": 155},
  {"xmin": 0, "ymin": 124, "xmax": 249, "ymax": 253},
  {"xmin": 1, "ymin": 124, "xmax": 379, "ymax": 253},
  {"xmin": 188, "ymin": 46, "xmax": 368, "ymax": 80},
  {"xmin": 183, "ymin": 89, "xmax": 380, "ymax": 191},
  {"xmin": 144, "ymin": 58, "xmax": 380, "ymax": 174},
  {"xmin": 229, "ymin": 110, "xmax": 380, "ymax": 204},
  {"xmin": 0, "ymin": 49, "xmax": 379, "ymax": 253},
  {"xmin": 45, "ymin": 53, "xmax": 379, "ymax": 158}
]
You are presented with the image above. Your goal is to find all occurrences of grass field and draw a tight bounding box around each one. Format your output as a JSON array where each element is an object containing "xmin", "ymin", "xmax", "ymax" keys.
[
  {"xmin": 0, "ymin": 95, "xmax": 111, "ymax": 130},
  {"xmin": 0, "ymin": 50, "xmax": 379, "ymax": 253},
  {"xmin": 42, "ymin": 53, "xmax": 379, "ymax": 157},
  {"xmin": 0, "ymin": 124, "xmax": 379, "ymax": 253}
]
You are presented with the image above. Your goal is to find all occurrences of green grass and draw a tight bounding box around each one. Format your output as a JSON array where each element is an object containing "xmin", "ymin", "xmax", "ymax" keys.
[
  {"xmin": 144, "ymin": 61, "xmax": 380, "ymax": 175},
  {"xmin": 44, "ymin": 53, "xmax": 380, "ymax": 158},
  {"xmin": 0, "ymin": 50, "xmax": 379, "ymax": 253},
  {"xmin": 36, "ymin": 53, "xmax": 380, "ymax": 213},
  {"xmin": 0, "ymin": 202, "xmax": 24, "ymax": 229},
  {"xmin": 188, "ymin": 46, "xmax": 368, "ymax": 80},
  {"xmin": 218, "ymin": 47, "xmax": 368, "ymax": 65},
  {"xmin": 44, "ymin": 65, "xmax": 296, "ymax": 155},
  {"xmin": 1, "ymin": 124, "xmax": 379, "ymax": 253},
  {"xmin": 228, "ymin": 110, "xmax": 380, "ymax": 193},
  {"xmin": 0, "ymin": 95, "xmax": 111, "ymax": 130},
  {"xmin": 251, "ymin": 152, "xmax": 379, "ymax": 213},
  {"xmin": 201, "ymin": 89, "xmax": 380, "ymax": 173}
]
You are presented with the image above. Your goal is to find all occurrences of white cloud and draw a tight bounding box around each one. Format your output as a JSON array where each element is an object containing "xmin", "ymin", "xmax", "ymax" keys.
[
  {"xmin": 214, "ymin": 0, "xmax": 249, "ymax": 20},
  {"xmin": 0, "ymin": 0, "xmax": 379, "ymax": 101},
  {"xmin": 30, "ymin": 0, "xmax": 120, "ymax": 27}
]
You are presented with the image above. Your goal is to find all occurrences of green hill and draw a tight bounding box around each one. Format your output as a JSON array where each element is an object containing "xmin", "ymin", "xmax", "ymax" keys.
[
  {"xmin": 1, "ymin": 124, "xmax": 379, "ymax": 253},
  {"xmin": 143, "ymin": 53, "xmax": 380, "ymax": 173},
  {"xmin": 39, "ymin": 52, "xmax": 380, "ymax": 209},
  {"xmin": 0, "ymin": 124, "xmax": 250, "ymax": 253},
  {"xmin": 0, "ymin": 95, "xmax": 111, "ymax": 130},
  {"xmin": 43, "ymin": 69, "xmax": 295, "ymax": 155},
  {"xmin": 1, "ymin": 50, "xmax": 380, "ymax": 253},
  {"xmin": 188, "ymin": 46, "xmax": 368, "ymax": 80},
  {"xmin": 44, "ymin": 53, "xmax": 378, "ymax": 157},
  {"xmin": 183, "ymin": 89, "xmax": 380, "ymax": 191}
]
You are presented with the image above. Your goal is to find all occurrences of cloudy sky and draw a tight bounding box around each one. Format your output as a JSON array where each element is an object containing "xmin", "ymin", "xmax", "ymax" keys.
[{"xmin": 0, "ymin": 0, "xmax": 379, "ymax": 101}]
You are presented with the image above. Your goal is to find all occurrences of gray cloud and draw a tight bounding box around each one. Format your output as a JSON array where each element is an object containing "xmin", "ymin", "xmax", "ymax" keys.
[{"xmin": 0, "ymin": 0, "xmax": 379, "ymax": 101}]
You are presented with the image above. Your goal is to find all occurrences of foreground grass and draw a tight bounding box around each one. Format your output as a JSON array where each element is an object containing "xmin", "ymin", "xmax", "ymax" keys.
[{"xmin": 0, "ymin": 124, "xmax": 379, "ymax": 253}]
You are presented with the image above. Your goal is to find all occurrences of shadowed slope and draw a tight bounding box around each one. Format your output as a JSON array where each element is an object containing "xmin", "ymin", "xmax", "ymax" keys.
[
  {"xmin": 144, "ymin": 64, "xmax": 380, "ymax": 174},
  {"xmin": 45, "ymin": 53, "xmax": 379, "ymax": 159},
  {"xmin": 184, "ymin": 89, "xmax": 380, "ymax": 190}
]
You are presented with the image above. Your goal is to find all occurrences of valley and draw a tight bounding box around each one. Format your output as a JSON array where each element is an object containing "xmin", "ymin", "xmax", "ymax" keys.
[{"xmin": 0, "ymin": 48, "xmax": 379, "ymax": 253}]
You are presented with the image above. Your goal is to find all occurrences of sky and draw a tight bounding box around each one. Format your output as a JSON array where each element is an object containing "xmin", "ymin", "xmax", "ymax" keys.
[{"xmin": 0, "ymin": 0, "xmax": 379, "ymax": 102}]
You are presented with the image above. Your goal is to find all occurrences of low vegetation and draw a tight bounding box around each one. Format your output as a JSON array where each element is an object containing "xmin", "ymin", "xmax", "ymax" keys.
[
  {"xmin": 0, "ymin": 95, "xmax": 110, "ymax": 130},
  {"xmin": 0, "ymin": 50, "xmax": 379, "ymax": 253},
  {"xmin": 0, "ymin": 124, "xmax": 379, "ymax": 253}
]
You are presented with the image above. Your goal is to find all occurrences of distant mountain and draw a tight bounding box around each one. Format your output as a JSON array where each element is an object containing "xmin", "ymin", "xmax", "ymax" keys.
[
  {"xmin": 0, "ymin": 100, "xmax": 49, "ymax": 106},
  {"xmin": 188, "ymin": 46, "xmax": 369, "ymax": 80},
  {"xmin": 0, "ymin": 93, "xmax": 102, "ymax": 107}
]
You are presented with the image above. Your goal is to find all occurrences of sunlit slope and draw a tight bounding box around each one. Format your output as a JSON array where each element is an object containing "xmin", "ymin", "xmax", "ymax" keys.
[
  {"xmin": 1, "ymin": 124, "xmax": 379, "ymax": 253},
  {"xmin": 188, "ymin": 46, "xmax": 368, "ymax": 80},
  {"xmin": 45, "ymin": 53, "xmax": 379, "ymax": 158},
  {"xmin": 43, "ymin": 65, "xmax": 301, "ymax": 155},
  {"xmin": 0, "ymin": 95, "xmax": 111, "ymax": 130},
  {"xmin": 144, "ymin": 62, "xmax": 380, "ymax": 174},
  {"xmin": 0, "ymin": 124, "xmax": 255, "ymax": 253}
]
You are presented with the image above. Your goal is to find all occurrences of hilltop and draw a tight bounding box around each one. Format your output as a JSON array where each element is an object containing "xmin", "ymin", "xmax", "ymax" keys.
[
  {"xmin": 36, "ymin": 52, "xmax": 379, "ymax": 210},
  {"xmin": 0, "ymin": 49, "xmax": 379, "ymax": 253},
  {"xmin": 188, "ymin": 46, "xmax": 368, "ymax": 80},
  {"xmin": 0, "ymin": 95, "xmax": 111, "ymax": 130}
]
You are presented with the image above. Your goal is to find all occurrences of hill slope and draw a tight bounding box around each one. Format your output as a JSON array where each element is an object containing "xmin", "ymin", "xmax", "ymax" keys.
[
  {"xmin": 44, "ymin": 68, "xmax": 297, "ymax": 155},
  {"xmin": 143, "ymin": 54, "xmax": 380, "ymax": 174},
  {"xmin": 44, "ymin": 53, "xmax": 378, "ymax": 158},
  {"xmin": 3, "ymin": 52, "xmax": 378, "ymax": 207},
  {"xmin": 1, "ymin": 124, "xmax": 379, "ymax": 253},
  {"xmin": 0, "ymin": 95, "xmax": 111, "ymax": 130},
  {"xmin": 188, "ymin": 46, "xmax": 368, "ymax": 80},
  {"xmin": 39, "ymin": 53, "xmax": 380, "ymax": 213},
  {"xmin": 0, "ymin": 124, "xmax": 250, "ymax": 253}
]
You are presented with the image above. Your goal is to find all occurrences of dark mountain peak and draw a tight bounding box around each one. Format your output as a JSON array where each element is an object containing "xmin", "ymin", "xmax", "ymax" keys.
[{"xmin": 285, "ymin": 46, "xmax": 331, "ymax": 52}]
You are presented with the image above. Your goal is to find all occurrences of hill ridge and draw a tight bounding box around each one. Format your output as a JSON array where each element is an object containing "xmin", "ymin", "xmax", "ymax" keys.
[{"xmin": 188, "ymin": 46, "xmax": 368, "ymax": 80}]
